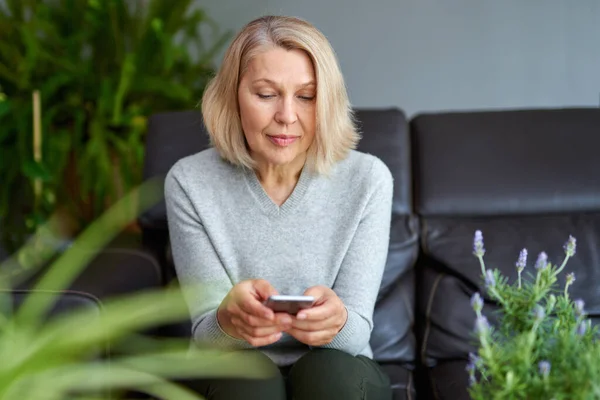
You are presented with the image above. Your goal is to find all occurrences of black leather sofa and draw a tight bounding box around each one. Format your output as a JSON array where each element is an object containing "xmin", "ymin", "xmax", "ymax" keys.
[
  {"xmin": 411, "ymin": 108, "xmax": 600, "ymax": 399},
  {"xmin": 4, "ymin": 106, "xmax": 600, "ymax": 399}
]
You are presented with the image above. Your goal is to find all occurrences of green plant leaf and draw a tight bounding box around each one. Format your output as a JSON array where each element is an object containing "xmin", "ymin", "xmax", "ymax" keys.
[
  {"xmin": 16, "ymin": 176, "xmax": 164, "ymax": 322},
  {"xmin": 130, "ymin": 77, "xmax": 193, "ymax": 102},
  {"xmin": 0, "ymin": 0, "xmax": 228, "ymax": 251},
  {"xmin": 22, "ymin": 160, "xmax": 53, "ymax": 182}
]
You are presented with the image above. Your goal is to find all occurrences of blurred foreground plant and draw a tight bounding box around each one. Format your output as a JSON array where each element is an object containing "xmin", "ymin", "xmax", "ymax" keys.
[
  {"xmin": 468, "ymin": 231, "xmax": 600, "ymax": 400},
  {"xmin": 0, "ymin": 178, "xmax": 272, "ymax": 399}
]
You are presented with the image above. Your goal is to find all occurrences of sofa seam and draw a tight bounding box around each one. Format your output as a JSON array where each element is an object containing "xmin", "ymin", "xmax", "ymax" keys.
[
  {"xmin": 420, "ymin": 272, "xmax": 445, "ymax": 365},
  {"xmin": 2, "ymin": 288, "xmax": 104, "ymax": 308},
  {"xmin": 430, "ymin": 370, "xmax": 441, "ymax": 400}
]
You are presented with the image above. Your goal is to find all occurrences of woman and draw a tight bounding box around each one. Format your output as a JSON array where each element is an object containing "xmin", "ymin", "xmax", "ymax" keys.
[{"xmin": 165, "ymin": 15, "xmax": 393, "ymax": 400}]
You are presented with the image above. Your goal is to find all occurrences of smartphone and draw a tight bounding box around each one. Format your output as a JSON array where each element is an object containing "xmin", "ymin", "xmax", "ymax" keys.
[{"xmin": 264, "ymin": 295, "xmax": 315, "ymax": 315}]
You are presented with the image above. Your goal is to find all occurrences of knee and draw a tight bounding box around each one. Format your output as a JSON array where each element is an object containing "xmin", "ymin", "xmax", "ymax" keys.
[
  {"xmin": 231, "ymin": 349, "xmax": 283, "ymax": 378},
  {"xmin": 192, "ymin": 347, "xmax": 281, "ymax": 379},
  {"xmin": 292, "ymin": 349, "xmax": 354, "ymax": 376}
]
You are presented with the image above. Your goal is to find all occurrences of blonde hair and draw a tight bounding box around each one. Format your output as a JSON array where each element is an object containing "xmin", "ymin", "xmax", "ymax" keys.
[{"xmin": 201, "ymin": 15, "xmax": 359, "ymax": 174}]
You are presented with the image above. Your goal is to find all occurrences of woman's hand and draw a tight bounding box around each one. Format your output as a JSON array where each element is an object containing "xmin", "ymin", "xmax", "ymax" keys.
[
  {"xmin": 286, "ymin": 286, "xmax": 348, "ymax": 346},
  {"xmin": 217, "ymin": 279, "xmax": 292, "ymax": 347}
]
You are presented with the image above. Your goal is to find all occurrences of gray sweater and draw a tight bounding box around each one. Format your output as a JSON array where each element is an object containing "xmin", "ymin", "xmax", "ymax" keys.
[{"xmin": 164, "ymin": 147, "xmax": 393, "ymax": 366}]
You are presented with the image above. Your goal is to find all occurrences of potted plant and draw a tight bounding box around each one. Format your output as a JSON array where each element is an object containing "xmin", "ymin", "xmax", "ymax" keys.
[
  {"xmin": 0, "ymin": 179, "xmax": 273, "ymax": 399},
  {"xmin": 0, "ymin": 0, "xmax": 229, "ymax": 252},
  {"xmin": 468, "ymin": 231, "xmax": 600, "ymax": 399}
]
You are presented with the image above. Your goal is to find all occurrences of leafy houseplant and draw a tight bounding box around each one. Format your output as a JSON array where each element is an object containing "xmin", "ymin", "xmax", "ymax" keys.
[
  {"xmin": 0, "ymin": 0, "xmax": 230, "ymax": 252},
  {"xmin": 468, "ymin": 231, "xmax": 600, "ymax": 399},
  {"xmin": 0, "ymin": 179, "xmax": 273, "ymax": 400}
]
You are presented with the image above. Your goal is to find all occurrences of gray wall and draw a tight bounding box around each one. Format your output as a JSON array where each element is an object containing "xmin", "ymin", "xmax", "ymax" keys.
[{"xmin": 200, "ymin": 0, "xmax": 600, "ymax": 117}]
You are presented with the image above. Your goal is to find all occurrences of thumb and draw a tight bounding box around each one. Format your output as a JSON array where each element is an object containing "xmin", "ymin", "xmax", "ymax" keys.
[
  {"xmin": 253, "ymin": 279, "xmax": 279, "ymax": 300},
  {"xmin": 303, "ymin": 285, "xmax": 329, "ymax": 302}
]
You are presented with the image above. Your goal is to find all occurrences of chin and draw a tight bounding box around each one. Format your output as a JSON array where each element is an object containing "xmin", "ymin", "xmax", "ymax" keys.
[
  {"xmin": 263, "ymin": 148, "xmax": 305, "ymax": 166},
  {"xmin": 265, "ymin": 154, "xmax": 300, "ymax": 166}
]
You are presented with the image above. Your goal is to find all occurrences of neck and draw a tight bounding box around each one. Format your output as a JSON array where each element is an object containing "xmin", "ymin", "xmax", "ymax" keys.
[
  {"xmin": 254, "ymin": 155, "xmax": 306, "ymax": 188},
  {"xmin": 252, "ymin": 155, "xmax": 307, "ymax": 206}
]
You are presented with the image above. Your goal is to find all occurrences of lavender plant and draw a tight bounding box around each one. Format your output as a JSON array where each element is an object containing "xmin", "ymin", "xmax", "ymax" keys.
[{"xmin": 468, "ymin": 231, "xmax": 600, "ymax": 400}]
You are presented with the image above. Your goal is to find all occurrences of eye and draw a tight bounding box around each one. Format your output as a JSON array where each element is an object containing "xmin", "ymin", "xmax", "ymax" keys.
[
  {"xmin": 257, "ymin": 94, "xmax": 275, "ymax": 99},
  {"xmin": 298, "ymin": 95, "xmax": 315, "ymax": 101}
]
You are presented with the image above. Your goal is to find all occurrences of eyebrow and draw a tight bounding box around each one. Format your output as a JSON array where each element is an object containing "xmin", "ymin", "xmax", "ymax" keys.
[{"xmin": 252, "ymin": 78, "xmax": 316, "ymax": 88}]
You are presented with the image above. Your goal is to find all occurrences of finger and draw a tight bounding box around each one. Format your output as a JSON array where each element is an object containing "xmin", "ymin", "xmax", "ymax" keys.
[
  {"xmin": 273, "ymin": 313, "xmax": 293, "ymax": 325},
  {"xmin": 234, "ymin": 312, "xmax": 292, "ymax": 329},
  {"xmin": 240, "ymin": 331, "xmax": 283, "ymax": 347},
  {"xmin": 302, "ymin": 285, "xmax": 328, "ymax": 301},
  {"xmin": 238, "ymin": 295, "xmax": 275, "ymax": 320},
  {"xmin": 290, "ymin": 315, "xmax": 335, "ymax": 331},
  {"xmin": 296, "ymin": 301, "xmax": 336, "ymax": 321},
  {"xmin": 286, "ymin": 328, "xmax": 334, "ymax": 346},
  {"xmin": 232, "ymin": 317, "xmax": 285, "ymax": 338},
  {"xmin": 238, "ymin": 310, "xmax": 282, "ymax": 327},
  {"xmin": 253, "ymin": 279, "xmax": 279, "ymax": 300}
]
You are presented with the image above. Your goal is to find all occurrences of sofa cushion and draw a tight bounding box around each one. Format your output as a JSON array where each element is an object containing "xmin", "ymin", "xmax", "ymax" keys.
[
  {"xmin": 6, "ymin": 289, "xmax": 102, "ymax": 321},
  {"xmin": 411, "ymin": 108, "xmax": 600, "ymax": 216},
  {"xmin": 11, "ymin": 248, "xmax": 163, "ymax": 297},
  {"xmin": 418, "ymin": 213, "xmax": 600, "ymax": 364}
]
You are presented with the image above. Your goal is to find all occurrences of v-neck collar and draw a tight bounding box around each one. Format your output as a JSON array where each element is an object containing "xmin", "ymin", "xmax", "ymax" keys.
[{"xmin": 242, "ymin": 164, "xmax": 314, "ymax": 217}]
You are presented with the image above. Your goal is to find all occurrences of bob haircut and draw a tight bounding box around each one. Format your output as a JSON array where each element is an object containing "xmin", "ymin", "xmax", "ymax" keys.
[{"xmin": 201, "ymin": 15, "xmax": 359, "ymax": 175}]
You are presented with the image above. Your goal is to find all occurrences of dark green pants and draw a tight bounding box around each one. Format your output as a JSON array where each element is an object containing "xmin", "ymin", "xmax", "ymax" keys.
[{"xmin": 188, "ymin": 349, "xmax": 392, "ymax": 400}]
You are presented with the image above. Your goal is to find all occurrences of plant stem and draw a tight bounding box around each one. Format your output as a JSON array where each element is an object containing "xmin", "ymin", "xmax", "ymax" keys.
[
  {"xmin": 555, "ymin": 254, "xmax": 571, "ymax": 276},
  {"xmin": 488, "ymin": 286, "xmax": 505, "ymax": 306},
  {"xmin": 32, "ymin": 90, "xmax": 42, "ymax": 209},
  {"xmin": 478, "ymin": 255, "xmax": 486, "ymax": 279},
  {"xmin": 480, "ymin": 335, "xmax": 498, "ymax": 376}
]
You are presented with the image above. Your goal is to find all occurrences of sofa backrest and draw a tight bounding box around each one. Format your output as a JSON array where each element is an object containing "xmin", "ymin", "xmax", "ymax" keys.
[
  {"xmin": 410, "ymin": 108, "xmax": 600, "ymax": 367},
  {"xmin": 138, "ymin": 110, "xmax": 210, "ymax": 284},
  {"xmin": 138, "ymin": 108, "xmax": 418, "ymax": 367},
  {"xmin": 139, "ymin": 110, "xmax": 209, "ymax": 232}
]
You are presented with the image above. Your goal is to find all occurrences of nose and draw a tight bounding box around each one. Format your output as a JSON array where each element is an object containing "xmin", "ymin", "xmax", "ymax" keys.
[{"xmin": 275, "ymin": 96, "xmax": 298, "ymax": 125}]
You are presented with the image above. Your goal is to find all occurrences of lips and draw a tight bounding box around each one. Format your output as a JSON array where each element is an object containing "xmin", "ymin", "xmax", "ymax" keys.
[{"xmin": 267, "ymin": 135, "xmax": 299, "ymax": 147}]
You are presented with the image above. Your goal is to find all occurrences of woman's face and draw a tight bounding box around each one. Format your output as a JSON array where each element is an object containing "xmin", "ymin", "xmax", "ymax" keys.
[{"xmin": 238, "ymin": 47, "xmax": 317, "ymax": 170}]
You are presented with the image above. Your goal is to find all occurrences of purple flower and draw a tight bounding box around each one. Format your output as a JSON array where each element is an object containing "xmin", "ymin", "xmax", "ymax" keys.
[
  {"xmin": 539, "ymin": 361, "xmax": 551, "ymax": 378},
  {"xmin": 485, "ymin": 269, "xmax": 496, "ymax": 287},
  {"xmin": 470, "ymin": 292, "xmax": 483, "ymax": 313},
  {"xmin": 467, "ymin": 352, "xmax": 480, "ymax": 386},
  {"xmin": 535, "ymin": 252, "xmax": 548, "ymax": 270},
  {"xmin": 516, "ymin": 248, "xmax": 528, "ymax": 272},
  {"xmin": 469, "ymin": 352, "xmax": 480, "ymax": 365},
  {"xmin": 475, "ymin": 315, "xmax": 490, "ymax": 335},
  {"xmin": 465, "ymin": 361, "xmax": 475, "ymax": 373},
  {"xmin": 577, "ymin": 320, "xmax": 588, "ymax": 336},
  {"xmin": 564, "ymin": 235, "xmax": 577, "ymax": 257},
  {"xmin": 473, "ymin": 230, "xmax": 485, "ymax": 257},
  {"xmin": 469, "ymin": 375, "xmax": 477, "ymax": 386},
  {"xmin": 566, "ymin": 272, "xmax": 576, "ymax": 285},
  {"xmin": 574, "ymin": 299, "xmax": 585, "ymax": 317},
  {"xmin": 533, "ymin": 304, "xmax": 545, "ymax": 323}
]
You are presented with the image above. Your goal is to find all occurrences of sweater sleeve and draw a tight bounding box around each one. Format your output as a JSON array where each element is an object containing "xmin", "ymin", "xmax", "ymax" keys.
[
  {"xmin": 319, "ymin": 158, "xmax": 394, "ymax": 355},
  {"xmin": 164, "ymin": 164, "xmax": 253, "ymax": 350}
]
